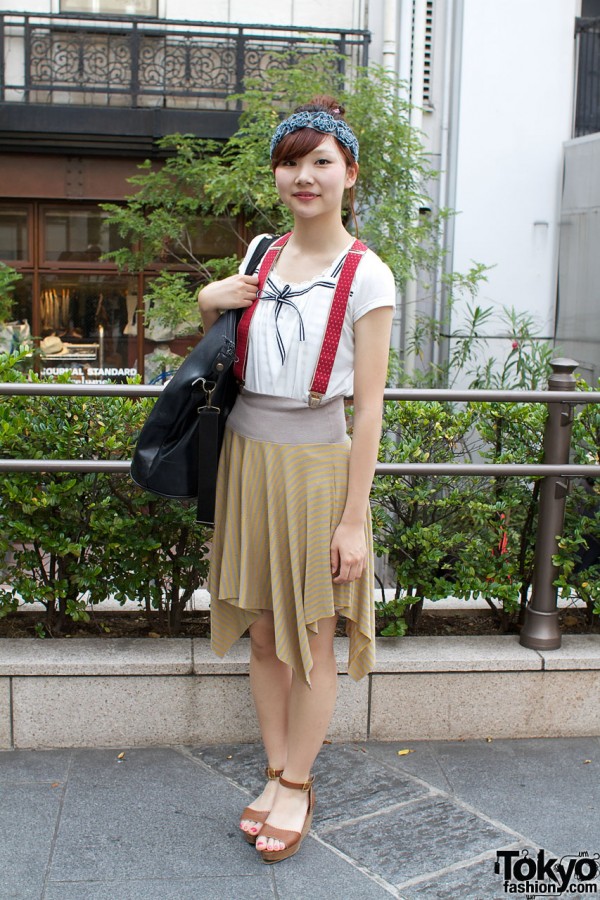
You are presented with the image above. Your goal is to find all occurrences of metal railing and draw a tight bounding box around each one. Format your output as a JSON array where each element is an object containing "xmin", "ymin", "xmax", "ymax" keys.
[
  {"xmin": 575, "ymin": 17, "xmax": 600, "ymax": 137},
  {"xmin": 1, "ymin": 359, "xmax": 600, "ymax": 650},
  {"xmin": 0, "ymin": 11, "xmax": 369, "ymax": 108}
]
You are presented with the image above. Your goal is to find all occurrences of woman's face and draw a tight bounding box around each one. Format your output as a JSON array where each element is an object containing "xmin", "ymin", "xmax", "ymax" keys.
[{"xmin": 274, "ymin": 135, "xmax": 358, "ymax": 221}]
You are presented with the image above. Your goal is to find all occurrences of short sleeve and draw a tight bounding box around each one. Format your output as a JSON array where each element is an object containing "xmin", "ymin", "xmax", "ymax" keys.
[{"xmin": 351, "ymin": 250, "xmax": 396, "ymax": 322}]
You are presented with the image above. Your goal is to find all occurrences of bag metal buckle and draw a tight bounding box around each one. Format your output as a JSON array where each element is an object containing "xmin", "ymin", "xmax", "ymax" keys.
[{"xmin": 194, "ymin": 377, "xmax": 219, "ymax": 412}]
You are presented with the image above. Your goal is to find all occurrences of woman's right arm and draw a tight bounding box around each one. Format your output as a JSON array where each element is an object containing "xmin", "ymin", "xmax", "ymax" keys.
[{"xmin": 197, "ymin": 273, "xmax": 259, "ymax": 333}]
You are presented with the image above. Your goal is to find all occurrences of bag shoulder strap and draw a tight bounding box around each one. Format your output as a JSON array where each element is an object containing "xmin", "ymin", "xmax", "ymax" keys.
[{"xmin": 233, "ymin": 232, "xmax": 291, "ymax": 383}]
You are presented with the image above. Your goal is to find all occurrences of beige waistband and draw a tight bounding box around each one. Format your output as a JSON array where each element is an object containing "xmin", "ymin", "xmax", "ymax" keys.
[{"xmin": 226, "ymin": 390, "xmax": 348, "ymax": 444}]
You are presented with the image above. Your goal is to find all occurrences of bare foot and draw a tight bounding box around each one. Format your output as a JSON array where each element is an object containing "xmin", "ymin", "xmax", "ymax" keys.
[
  {"xmin": 240, "ymin": 777, "xmax": 280, "ymax": 837},
  {"xmin": 255, "ymin": 783, "xmax": 310, "ymax": 852}
]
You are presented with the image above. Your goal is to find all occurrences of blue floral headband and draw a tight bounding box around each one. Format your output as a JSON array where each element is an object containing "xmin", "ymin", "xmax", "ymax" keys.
[{"xmin": 270, "ymin": 111, "xmax": 359, "ymax": 162}]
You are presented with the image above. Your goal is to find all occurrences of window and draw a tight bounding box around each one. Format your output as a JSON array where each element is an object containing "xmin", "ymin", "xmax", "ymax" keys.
[
  {"xmin": 582, "ymin": 0, "xmax": 600, "ymax": 16},
  {"xmin": 0, "ymin": 201, "xmax": 239, "ymax": 380},
  {"xmin": 0, "ymin": 208, "xmax": 31, "ymax": 263},
  {"xmin": 42, "ymin": 207, "xmax": 126, "ymax": 263},
  {"xmin": 60, "ymin": 0, "xmax": 158, "ymax": 16},
  {"xmin": 423, "ymin": 0, "xmax": 434, "ymax": 108}
]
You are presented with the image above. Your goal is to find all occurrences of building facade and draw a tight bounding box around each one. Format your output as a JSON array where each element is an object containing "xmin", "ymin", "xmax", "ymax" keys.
[
  {"xmin": 0, "ymin": 1, "xmax": 370, "ymax": 380},
  {"xmin": 1, "ymin": 0, "xmax": 597, "ymax": 381}
]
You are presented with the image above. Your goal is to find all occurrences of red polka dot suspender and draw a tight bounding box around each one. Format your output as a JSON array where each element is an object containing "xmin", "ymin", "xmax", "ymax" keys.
[
  {"xmin": 233, "ymin": 233, "xmax": 368, "ymax": 406},
  {"xmin": 308, "ymin": 238, "xmax": 367, "ymax": 407},
  {"xmin": 232, "ymin": 232, "xmax": 291, "ymax": 384}
]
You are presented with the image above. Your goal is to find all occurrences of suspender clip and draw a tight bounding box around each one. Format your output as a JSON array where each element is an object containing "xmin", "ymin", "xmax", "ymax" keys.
[{"xmin": 308, "ymin": 391, "xmax": 324, "ymax": 409}]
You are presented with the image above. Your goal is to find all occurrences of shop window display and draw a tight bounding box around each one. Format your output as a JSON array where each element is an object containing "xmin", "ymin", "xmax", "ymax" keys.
[
  {"xmin": 0, "ymin": 201, "xmax": 238, "ymax": 381},
  {"xmin": 0, "ymin": 275, "xmax": 32, "ymax": 355},
  {"xmin": 38, "ymin": 274, "xmax": 137, "ymax": 379}
]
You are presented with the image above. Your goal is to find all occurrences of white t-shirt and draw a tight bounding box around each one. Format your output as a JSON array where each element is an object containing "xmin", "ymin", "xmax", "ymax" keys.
[{"xmin": 239, "ymin": 234, "xmax": 396, "ymax": 404}]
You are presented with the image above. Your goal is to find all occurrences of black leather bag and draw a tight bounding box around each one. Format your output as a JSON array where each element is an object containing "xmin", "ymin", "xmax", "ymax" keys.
[{"xmin": 130, "ymin": 235, "xmax": 275, "ymax": 525}]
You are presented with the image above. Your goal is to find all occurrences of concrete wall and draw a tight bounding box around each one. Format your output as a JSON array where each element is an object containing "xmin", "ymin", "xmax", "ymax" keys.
[
  {"xmin": 443, "ymin": 0, "xmax": 579, "ymax": 372},
  {"xmin": 3, "ymin": 636, "xmax": 600, "ymax": 749},
  {"xmin": 556, "ymin": 133, "xmax": 600, "ymax": 383}
]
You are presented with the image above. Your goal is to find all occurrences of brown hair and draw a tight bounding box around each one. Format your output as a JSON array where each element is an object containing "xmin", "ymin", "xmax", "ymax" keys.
[{"xmin": 271, "ymin": 96, "xmax": 359, "ymax": 234}]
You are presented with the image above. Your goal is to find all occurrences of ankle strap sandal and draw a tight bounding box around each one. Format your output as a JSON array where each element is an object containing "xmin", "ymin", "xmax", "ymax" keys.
[
  {"xmin": 278, "ymin": 774, "xmax": 314, "ymax": 791},
  {"xmin": 258, "ymin": 774, "xmax": 316, "ymax": 864},
  {"xmin": 240, "ymin": 767, "xmax": 284, "ymax": 845}
]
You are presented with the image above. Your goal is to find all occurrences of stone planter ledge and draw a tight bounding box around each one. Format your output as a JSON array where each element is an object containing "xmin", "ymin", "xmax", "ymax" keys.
[{"xmin": 1, "ymin": 635, "xmax": 599, "ymax": 750}]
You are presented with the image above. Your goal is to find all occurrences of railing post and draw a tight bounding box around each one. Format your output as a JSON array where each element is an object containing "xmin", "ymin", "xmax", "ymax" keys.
[
  {"xmin": 130, "ymin": 21, "xmax": 139, "ymax": 108},
  {"xmin": 520, "ymin": 358, "xmax": 579, "ymax": 650},
  {"xmin": 0, "ymin": 15, "xmax": 5, "ymax": 102}
]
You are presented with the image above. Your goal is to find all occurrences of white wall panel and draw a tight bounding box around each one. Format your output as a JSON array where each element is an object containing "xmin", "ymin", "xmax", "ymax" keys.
[
  {"xmin": 164, "ymin": 0, "xmax": 361, "ymax": 29},
  {"xmin": 450, "ymin": 0, "xmax": 578, "ymax": 341},
  {"xmin": 163, "ymin": 1, "xmax": 231, "ymax": 22},
  {"xmin": 4, "ymin": 1, "xmax": 53, "ymax": 11},
  {"xmin": 288, "ymin": 0, "xmax": 359, "ymax": 31},
  {"xmin": 229, "ymin": 0, "xmax": 294, "ymax": 27}
]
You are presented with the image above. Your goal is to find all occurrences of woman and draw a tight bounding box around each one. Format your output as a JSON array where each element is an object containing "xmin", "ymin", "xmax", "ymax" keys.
[{"xmin": 198, "ymin": 97, "xmax": 395, "ymax": 863}]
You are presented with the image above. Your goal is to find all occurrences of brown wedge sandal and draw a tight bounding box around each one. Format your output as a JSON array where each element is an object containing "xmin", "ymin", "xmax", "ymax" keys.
[
  {"xmin": 258, "ymin": 774, "xmax": 315, "ymax": 864},
  {"xmin": 240, "ymin": 766, "xmax": 284, "ymax": 844}
]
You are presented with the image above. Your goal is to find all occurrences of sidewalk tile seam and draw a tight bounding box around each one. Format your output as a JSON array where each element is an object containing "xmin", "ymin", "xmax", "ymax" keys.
[
  {"xmin": 8, "ymin": 675, "xmax": 14, "ymax": 750},
  {"xmin": 317, "ymin": 796, "xmax": 437, "ymax": 834},
  {"xmin": 309, "ymin": 831, "xmax": 401, "ymax": 898},
  {"xmin": 42, "ymin": 749, "xmax": 74, "ymax": 898},
  {"xmin": 360, "ymin": 744, "xmax": 454, "ymax": 795},
  {"xmin": 174, "ymin": 745, "xmax": 255, "ymax": 800},
  {"xmin": 322, "ymin": 753, "xmax": 538, "ymax": 849},
  {"xmin": 45, "ymin": 875, "xmax": 271, "ymax": 885},
  {"xmin": 342, "ymin": 748, "xmax": 536, "ymax": 845},
  {"xmin": 427, "ymin": 789, "xmax": 545, "ymax": 847},
  {"xmin": 393, "ymin": 841, "xmax": 524, "ymax": 890}
]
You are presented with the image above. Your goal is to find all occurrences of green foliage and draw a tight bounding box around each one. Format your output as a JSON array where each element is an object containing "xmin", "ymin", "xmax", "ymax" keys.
[
  {"xmin": 373, "ymin": 398, "xmax": 496, "ymax": 634},
  {"xmin": 144, "ymin": 270, "xmax": 200, "ymax": 334},
  {"xmin": 373, "ymin": 305, "xmax": 563, "ymax": 635},
  {"xmin": 102, "ymin": 51, "xmax": 459, "ymax": 334},
  {"xmin": 0, "ymin": 264, "xmax": 22, "ymax": 322},
  {"xmin": 0, "ymin": 353, "xmax": 210, "ymax": 634}
]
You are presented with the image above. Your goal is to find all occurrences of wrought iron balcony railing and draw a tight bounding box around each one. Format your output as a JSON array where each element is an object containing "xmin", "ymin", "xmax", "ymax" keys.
[{"xmin": 0, "ymin": 11, "xmax": 369, "ymax": 110}]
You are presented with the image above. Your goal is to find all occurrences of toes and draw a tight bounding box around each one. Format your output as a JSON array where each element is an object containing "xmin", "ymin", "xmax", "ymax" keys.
[{"xmin": 258, "ymin": 837, "xmax": 284, "ymax": 852}]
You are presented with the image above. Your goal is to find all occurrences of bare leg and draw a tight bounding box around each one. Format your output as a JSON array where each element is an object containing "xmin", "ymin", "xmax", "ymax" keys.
[
  {"xmin": 256, "ymin": 614, "xmax": 338, "ymax": 853},
  {"xmin": 240, "ymin": 611, "xmax": 292, "ymax": 837}
]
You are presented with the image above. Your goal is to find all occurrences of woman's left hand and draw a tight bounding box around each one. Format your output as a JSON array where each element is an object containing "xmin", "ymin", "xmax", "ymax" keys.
[{"xmin": 330, "ymin": 522, "xmax": 367, "ymax": 584}]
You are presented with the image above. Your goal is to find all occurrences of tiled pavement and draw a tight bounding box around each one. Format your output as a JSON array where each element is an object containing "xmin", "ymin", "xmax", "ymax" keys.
[{"xmin": 2, "ymin": 737, "xmax": 600, "ymax": 899}]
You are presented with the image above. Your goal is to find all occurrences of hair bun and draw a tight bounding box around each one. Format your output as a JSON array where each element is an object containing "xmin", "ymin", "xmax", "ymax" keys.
[{"xmin": 295, "ymin": 95, "xmax": 346, "ymax": 119}]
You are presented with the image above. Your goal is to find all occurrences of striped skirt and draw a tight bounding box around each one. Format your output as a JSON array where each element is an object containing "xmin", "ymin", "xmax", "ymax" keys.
[{"xmin": 208, "ymin": 390, "xmax": 375, "ymax": 686}]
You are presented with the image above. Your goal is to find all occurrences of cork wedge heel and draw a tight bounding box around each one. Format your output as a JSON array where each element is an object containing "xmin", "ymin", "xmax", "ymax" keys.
[{"xmin": 258, "ymin": 774, "xmax": 315, "ymax": 864}]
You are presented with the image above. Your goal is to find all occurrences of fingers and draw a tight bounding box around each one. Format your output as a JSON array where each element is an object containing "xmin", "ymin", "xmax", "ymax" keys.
[
  {"xmin": 330, "ymin": 545, "xmax": 340, "ymax": 579},
  {"xmin": 198, "ymin": 273, "xmax": 260, "ymax": 313},
  {"xmin": 330, "ymin": 544, "xmax": 367, "ymax": 584},
  {"xmin": 332, "ymin": 555, "xmax": 367, "ymax": 584},
  {"xmin": 331, "ymin": 523, "xmax": 367, "ymax": 584}
]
